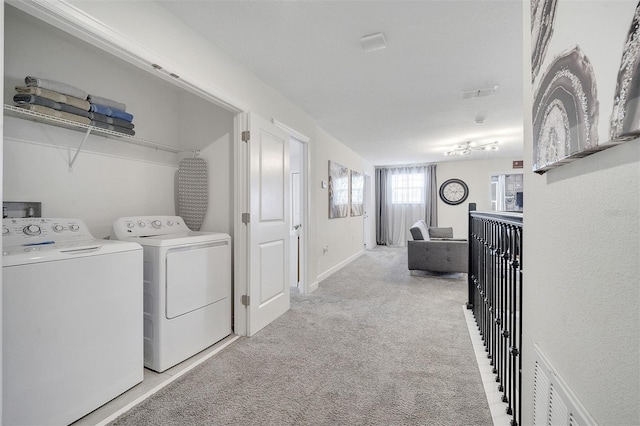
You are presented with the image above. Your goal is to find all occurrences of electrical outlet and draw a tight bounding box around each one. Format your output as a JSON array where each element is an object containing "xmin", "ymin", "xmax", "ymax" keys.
[{"xmin": 323, "ymin": 245, "xmax": 329, "ymax": 254}]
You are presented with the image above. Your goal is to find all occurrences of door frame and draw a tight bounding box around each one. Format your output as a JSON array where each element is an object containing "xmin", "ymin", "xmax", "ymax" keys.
[
  {"xmin": 273, "ymin": 120, "xmax": 311, "ymax": 295},
  {"xmin": 233, "ymin": 113, "xmax": 249, "ymax": 336}
]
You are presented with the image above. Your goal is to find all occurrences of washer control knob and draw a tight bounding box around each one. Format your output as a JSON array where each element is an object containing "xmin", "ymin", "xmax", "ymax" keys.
[
  {"xmin": 126, "ymin": 222, "xmax": 135, "ymax": 229},
  {"xmin": 167, "ymin": 220, "xmax": 173, "ymax": 226},
  {"xmin": 69, "ymin": 224, "xmax": 80, "ymax": 232},
  {"xmin": 23, "ymin": 225, "xmax": 41, "ymax": 236},
  {"xmin": 138, "ymin": 221, "xmax": 146, "ymax": 228},
  {"xmin": 53, "ymin": 225, "xmax": 64, "ymax": 233},
  {"xmin": 151, "ymin": 220, "xmax": 162, "ymax": 229}
]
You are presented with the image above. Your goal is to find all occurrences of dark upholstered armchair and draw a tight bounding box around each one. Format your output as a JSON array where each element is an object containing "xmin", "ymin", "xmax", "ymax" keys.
[{"xmin": 407, "ymin": 220, "xmax": 468, "ymax": 273}]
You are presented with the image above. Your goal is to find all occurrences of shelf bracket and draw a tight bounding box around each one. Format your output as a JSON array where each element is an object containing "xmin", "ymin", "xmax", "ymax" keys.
[{"xmin": 68, "ymin": 127, "xmax": 92, "ymax": 172}]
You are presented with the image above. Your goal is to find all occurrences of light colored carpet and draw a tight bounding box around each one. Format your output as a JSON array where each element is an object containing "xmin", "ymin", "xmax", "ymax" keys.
[{"xmin": 111, "ymin": 246, "xmax": 492, "ymax": 425}]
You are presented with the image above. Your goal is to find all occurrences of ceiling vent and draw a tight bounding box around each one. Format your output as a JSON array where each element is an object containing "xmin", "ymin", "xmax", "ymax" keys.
[
  {"xmin": 462, "ymin": 85, "xmax": 499, "ymax": 99},
  {"xmin": 360, "ymin": 33, "xmax": 387, "ymax": 53}
]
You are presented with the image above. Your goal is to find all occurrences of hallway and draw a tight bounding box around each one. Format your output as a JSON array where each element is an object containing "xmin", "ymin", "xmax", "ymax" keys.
[{"xmin": 111, "ymin": 247, "xmax": 492, "ymax": 425}]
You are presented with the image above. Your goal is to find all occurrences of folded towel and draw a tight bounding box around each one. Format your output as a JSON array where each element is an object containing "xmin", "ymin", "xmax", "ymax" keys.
[
  {"xmin": 24, "ymin": 76, "xmax": 87, "ymax": 100},
  {"xmin": 15, "ymin": 86, "xmax": 91, "ymax": 111},
  {"xmin": 87, "ymin": 94, "xmax": 126, "ymax": 112},
  {"xmin": 14, "ymin": 93, "xmax": 56, "ymax": 109},
  {"xmin": 89, "ymin": 103, "xmax": 134, "ymax": 122},
  {"xmin": 90, "ymin": 120, "xmax": 136, "ymax": 136},
  {"xmin": 88, "ymin": 111, "xmax": 135, "ymax": 129},
  {"xmin": 18, "ymin": 104, "xmax": 91, "ymax": 125},
  {"xmin": 14, "ymin": 94, "xmax": 91, "ymax": 118}
]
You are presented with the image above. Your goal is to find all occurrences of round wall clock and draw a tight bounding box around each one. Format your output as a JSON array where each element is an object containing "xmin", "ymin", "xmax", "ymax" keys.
[{"xmin": 439, "ymin": 178, "xmax": 469, "ymax": 205}]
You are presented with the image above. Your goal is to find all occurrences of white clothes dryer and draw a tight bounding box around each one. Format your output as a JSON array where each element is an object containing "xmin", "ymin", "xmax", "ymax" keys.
[
  {"xmin": 112, "ymin": 216, "xmax": 231, "ymax": 372},
  {"xmin": 2, "ymin": 218, "xmax": 143, "ymax": 426}
]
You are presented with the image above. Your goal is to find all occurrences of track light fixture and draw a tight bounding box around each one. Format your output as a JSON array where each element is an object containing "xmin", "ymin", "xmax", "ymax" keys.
[{"xmin": 444, "ymin": 140, "xmax": 499, "ymax": 156}]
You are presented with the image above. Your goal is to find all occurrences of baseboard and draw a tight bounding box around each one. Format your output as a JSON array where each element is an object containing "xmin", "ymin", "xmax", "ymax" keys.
[
  {"xmin": 462, "ymin": 305, "xmax": 512, "ymax": 426},
  {"xmin": 308, "ymin": 281, "xmax": 319, "ymax": 293},
  {"xmin": 316, "ymin": 250, "xmax": 364, "ymax": 284}
]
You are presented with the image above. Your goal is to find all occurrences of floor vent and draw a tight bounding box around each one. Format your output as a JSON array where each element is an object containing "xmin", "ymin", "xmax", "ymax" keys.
[{"xmin": 533, "ymin": 344, "xmax": 596, "ymax": 425}]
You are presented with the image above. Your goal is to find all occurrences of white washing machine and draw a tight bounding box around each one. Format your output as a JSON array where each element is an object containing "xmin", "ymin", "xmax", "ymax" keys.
[
  {"xmin": 2, "ymin": 218, "xmax": 143, "ymax": 426},
  {"xmin": 112, "ymin": 215, "xmax": 232, "ymax": 372}
]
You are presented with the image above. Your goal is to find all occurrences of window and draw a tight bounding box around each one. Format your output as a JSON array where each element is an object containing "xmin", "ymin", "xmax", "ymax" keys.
[{"xmin": 391, "ymin": 173, "xmax": 424, "ymax": 204}]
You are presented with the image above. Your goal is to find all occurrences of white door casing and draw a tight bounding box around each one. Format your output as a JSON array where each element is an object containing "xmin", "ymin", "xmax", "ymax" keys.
[
  {"xmin": 273, "ymin": 122, "xmax": 311, "ymax": 294},
  {"xmin": 290, "ymin": 171, "xmax": 301, "ymax": 288},
  {"xmin": 240, "ymin": 112, "xmax": 290, "ymax": 336},
  {"xmin": 363, "ymin": 173, "xmax": 371, "ymax": 248}
]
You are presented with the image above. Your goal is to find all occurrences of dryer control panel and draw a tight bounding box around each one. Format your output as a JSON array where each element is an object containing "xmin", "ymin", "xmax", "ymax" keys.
[
  {"xmin": 112, "ymin": 216, "xmax": 190, "ymax": 239},
  {"xmin": 3, "ymin": 218, "xmax": 94, "ymax": 248}
]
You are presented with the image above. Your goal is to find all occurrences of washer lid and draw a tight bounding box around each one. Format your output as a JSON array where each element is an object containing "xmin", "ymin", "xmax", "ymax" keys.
[{"xmin": 2, "ymin": 239, "xmax": 141, "ymax": 267}]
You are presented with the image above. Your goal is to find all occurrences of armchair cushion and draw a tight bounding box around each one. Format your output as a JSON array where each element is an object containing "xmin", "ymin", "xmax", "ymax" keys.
[{"xmin": 428, "ymin": 227, "xmax": 453, "ymax": 239}]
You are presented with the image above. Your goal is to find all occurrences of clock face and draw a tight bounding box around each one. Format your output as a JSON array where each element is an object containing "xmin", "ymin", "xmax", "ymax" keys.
[{"xmin": 439, "ymin": 179, "xmax": 469, "ymax": 205}]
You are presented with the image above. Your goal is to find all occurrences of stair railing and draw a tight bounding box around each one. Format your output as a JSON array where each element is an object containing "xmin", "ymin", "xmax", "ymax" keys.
[{"xmin": 468, "ymin": 203, "xmax": 523, "ymax": 426}]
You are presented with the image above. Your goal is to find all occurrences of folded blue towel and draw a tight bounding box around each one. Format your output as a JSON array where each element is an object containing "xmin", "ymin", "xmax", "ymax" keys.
[
  {"xmin": 89, "ymin": 103, "xmax": 134, "ymax": 122},
  {"xmin": 87, "ymin": 94, "xmax": 126, "ymax": 112},
  {"xmin": 88, "ymin": 111, "xmax": 134, "ymax": 129}
]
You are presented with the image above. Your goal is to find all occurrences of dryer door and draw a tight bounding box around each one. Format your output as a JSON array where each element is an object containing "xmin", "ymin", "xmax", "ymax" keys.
[{"xmin": 165, "ymin": 240, "xmax": 231, "ymax": 319}]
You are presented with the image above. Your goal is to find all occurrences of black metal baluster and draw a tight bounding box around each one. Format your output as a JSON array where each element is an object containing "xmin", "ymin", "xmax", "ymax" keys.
[
  {"xmin": 486, "ymin": 220, "xmax": 493, "ymax": 362},
  {"xmin": 508, "ymin": 224, "xmax": 518, "ymax": 417},
  {"xmin": 483, "ymin": 220, "xmax": 490, "ymax": 350},
  {"xmin": 496, "ymin": 223, "xmax": 505, "ymax": 388},
  {"xmin": 512, "ymin": 226, "xmax": 523, "ymax": 426},
  {"xmin": 490, "ymin": 220, "xmax": 498, "ymax": 368}
]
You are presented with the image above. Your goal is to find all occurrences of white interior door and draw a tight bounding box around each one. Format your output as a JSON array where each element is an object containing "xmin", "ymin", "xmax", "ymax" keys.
[
  {"xmin": 363, "ymin": 174, "xmax": 371, "ymax": 248},
  {"xmin": 245, "ymin": 112, "xmax": 290, "ymax": 336}
]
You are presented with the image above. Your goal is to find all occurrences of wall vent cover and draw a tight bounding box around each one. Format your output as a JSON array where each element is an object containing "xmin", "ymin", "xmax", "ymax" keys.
[{"xmin": 532, "ymin": 344, "xmax": 596, "ymax": 425}]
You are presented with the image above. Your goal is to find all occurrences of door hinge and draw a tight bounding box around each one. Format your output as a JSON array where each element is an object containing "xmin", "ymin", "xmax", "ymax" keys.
[
  {"xmin": 242, "ymin": 212, "xmax": 250, "ymax": 224},
  {"xmin": 241, "ymin": 130, "xmax": 250, "ymax": 142},
  {"xmin": 241, "ymin": 295, "xmax": 250, "ymax": 306}
]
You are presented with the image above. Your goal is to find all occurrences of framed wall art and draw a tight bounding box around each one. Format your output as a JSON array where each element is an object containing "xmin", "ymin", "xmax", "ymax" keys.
[
  {"xmin": 531, "ymin": 0, "xmax": 640, "ymax": 174},
  {"xmin": 350, "ymin": 170, "xmax": 364, "ymax": 217},
  {"xmin": 328, "ymin": 160, "xmax": 349, "ymax": 219}
]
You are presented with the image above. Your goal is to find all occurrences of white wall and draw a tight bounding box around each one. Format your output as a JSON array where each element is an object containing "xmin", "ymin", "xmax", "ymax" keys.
[
  {"xmin": 313, "ymin": 126, "xmax": 373, "ymax": 283},
  {"xmin": 522, "ymin": 2, "xmax": 640, "ymax": 425},
  {"xmin": 3, "ymin": 141, "xmax": 177, "ymax": 238},
  {"xmin": 437, "ymin": 157, "xmax": 522, "ymax": 238}
]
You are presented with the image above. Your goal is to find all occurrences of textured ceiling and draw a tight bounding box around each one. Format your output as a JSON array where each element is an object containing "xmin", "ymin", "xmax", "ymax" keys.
[{"xmin": 159, "ymin": 0, "xmax": 524, "ymax": 166}]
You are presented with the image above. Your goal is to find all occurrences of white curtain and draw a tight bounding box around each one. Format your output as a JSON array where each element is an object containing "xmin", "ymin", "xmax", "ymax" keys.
[{"xmin": 376, "ymin": 164, "xmax": 437, "ymax": 247}]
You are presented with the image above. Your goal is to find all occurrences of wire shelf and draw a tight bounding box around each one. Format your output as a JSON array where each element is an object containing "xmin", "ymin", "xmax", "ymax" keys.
[{"xmin": 4, "ymin": 104, "xmax": 194, "ymax": 154}]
